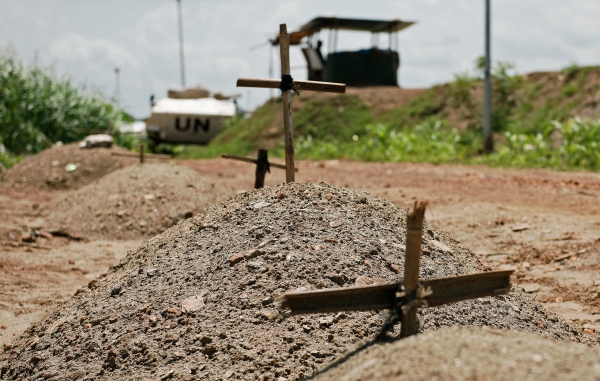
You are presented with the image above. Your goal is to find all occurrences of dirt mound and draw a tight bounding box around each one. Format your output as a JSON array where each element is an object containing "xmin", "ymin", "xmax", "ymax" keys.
[
  {"xmin": 45, "ymin": 163, "xmax": 235, "ymax": 240},
  {"xmin": 314, "ymin": 326, "xmax": 600, "ymax": 381},
  {"xmin": 1, "ymin": 183, "xmax": 595, "ymax": 380},
  {"xmin": 0, "ymin": 143, "xmax": 138, "ymax": 191}
]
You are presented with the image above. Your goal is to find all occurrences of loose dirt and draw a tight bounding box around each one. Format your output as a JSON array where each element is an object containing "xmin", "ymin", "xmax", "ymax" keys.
[
  {"xmin": 313, "ymin": 326, "xmax": 600, "ymax": 381},
  {"xmin": 0, "ymin": 239, "xmax": 141, "ymax": 351},
  {"xmin": 45, "ymin": 163, "xmax": 235, "ymax": 240},
  {"xmin": 0, "ymin": 143, "xmax": 138, "ymax": 192},
  {"xmin": 184, "ymin": 158, "xmax": 600, "ymax": 332},
  {"xmin": 0, "ymin": 183, "xmax": 593, "ymax": 380}
]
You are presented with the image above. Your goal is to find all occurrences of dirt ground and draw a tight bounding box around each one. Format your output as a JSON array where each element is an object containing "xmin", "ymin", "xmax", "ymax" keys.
[
  {"xmin": 1, "ymin": 158, "xmax": 599, "ymax": 350},
  {"xmin": 1, "ymin": 182, "xmax": 591, "ymax": 380},
  {"xmin": 182, "ymin": 158, "xmax": 600, "ymax": 334}
]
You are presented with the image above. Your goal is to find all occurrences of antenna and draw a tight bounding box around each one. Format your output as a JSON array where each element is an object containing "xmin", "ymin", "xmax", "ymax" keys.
[
  {"xmin": 114, "ymin": 67, "xmax": 121, "ymax": 106},
  {"xmin": 176, "ymin": 0, "xmax": 186, "ymax": 88},
  {"xmin": 483, "ymin": 0, "xmax": 493, "ymax": 152}
]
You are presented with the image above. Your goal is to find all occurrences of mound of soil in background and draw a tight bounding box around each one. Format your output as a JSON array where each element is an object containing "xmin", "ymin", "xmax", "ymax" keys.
[
  {"xmin": 0, "ymin": 143, "xmax": 139, "ymax": 191},
  {"xmin": 1, "ymin": 183, "xmax": 595, "ymax": 381},
  {"xmin": 45, "ymin": 163, "xmax": 235, "ymax": 240},
  {"xmin": 314, "ymin": 326, "xmax": 600, "ymax": 381}
]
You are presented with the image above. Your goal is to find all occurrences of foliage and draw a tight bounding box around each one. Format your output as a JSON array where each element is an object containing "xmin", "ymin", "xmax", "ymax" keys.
[
  {"xmin": 479, "ymin": 118, "xmax": 600, "ymax": 170},
  {"xmin": 292, "ymin": 116, "xmax": 600, "ymax": 171},
  {"xmin": 0, "ymin": 55, "xmax": 133, "ymax": 167},
  {"xmin": 178, "ymin": 101, "xmax": 280, "ymax": 159},
  {"xmin": 292, "ymin": 118, "xmax": 480, "ymax": 163},
  {"xmin": 183, "ymin": 60, "xmax": 600, "ymax": 172},
  {"xmin": 113, "ymin": 132, "xmax": 151, "ymax": 153}
]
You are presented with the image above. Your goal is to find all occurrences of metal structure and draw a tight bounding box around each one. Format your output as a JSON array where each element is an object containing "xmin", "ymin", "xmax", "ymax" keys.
[{"xmin": 276, "ymin": 17, "xmax": 415, "ymax": 86}]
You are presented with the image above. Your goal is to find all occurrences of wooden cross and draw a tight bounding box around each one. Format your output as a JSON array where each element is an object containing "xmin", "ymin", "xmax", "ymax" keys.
[
  {"xmin": 221, "ymin": 149, "xmax": 297, "ymax": 189},
  {"xmin": 236, "ymin": 23, "xmax": 346, "ymax": 183},
  {"xmin": 278, "ymin": 201, "xmax": 514, "ymax": 338},
  {"xmin": 110, "ymin": 149, "xmax": 172, "ymax": 163}
]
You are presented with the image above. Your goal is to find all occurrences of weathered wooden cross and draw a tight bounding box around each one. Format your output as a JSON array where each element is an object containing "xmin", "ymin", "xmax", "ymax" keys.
[
  {"xmin": 278, "ymin": 201, "xmax": 514, "ymax": 338},
  {"xmin": 236, "ymin": 23, "xmax": 346, "ymax": 183},
  {"xmin": 221, "ymin": 149, "xmax": 297, "ymax": 189},
  {"xmin": 110, "ymin": 145, "xmax": 172, "ymax": 164}
]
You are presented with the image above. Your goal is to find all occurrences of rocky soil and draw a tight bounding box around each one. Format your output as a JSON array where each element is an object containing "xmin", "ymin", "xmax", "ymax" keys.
[
  {"xmin": 314, "ymin": 326, "xmax": 600, "ymax": 381},
  {"xmin": 1, "ymin": 143, "xmax": 138, "ymax": 192},
  {"xmin": 45, "ymin": 163, "xmax": 235, "ymax": 240},
  {"xmin": 1, "ymin": 183, "xmax": 595, "ymax": 381}
]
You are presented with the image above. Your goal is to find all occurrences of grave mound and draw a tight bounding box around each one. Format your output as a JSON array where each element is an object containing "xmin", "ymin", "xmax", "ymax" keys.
[
  {"xmin": 314, "ymin": 326, "xmax": 600, "ymax": 381},
  {"xmin": 0, "ymin": 183, "xmax": 594, "ymax": 380},
  {"xmin": 45, "ymin": 163, "xmax": 234, "ymax": 240},
  {"xmin": 1, "ymin": 143, "xmax": 138, "ymax": 191}
]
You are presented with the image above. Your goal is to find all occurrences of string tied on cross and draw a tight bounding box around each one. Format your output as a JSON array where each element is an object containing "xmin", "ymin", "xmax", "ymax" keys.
[{"xmin": 279, "ymin": 74, "xmax": 299, "ymax": 96}]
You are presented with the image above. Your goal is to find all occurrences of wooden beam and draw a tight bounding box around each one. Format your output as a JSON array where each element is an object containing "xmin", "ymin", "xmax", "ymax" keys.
[
  {"xmin": 278, "ymin": 270, "xmax": 513, "ymax": 315},
  {"xmin": 280, "ymin": 24, "xmax": 295, "ymax": 183},
  {"xmin": 254, "ymin": 149, "xmax": 268, "ymax": 189},
  {"xmin": 236, "ymin": 78, "xmax": 346, "ymax": 94},
  {"xmin": 220, "ymin": 154, "xmax": 296, "ymax": 171},
  {"xmin": 401, "ymin": 201, "xmax": 427, "ymax": 337},
  {"xmin": 110, "ymin": 152, "xmax": 172, "ymax": 160}
]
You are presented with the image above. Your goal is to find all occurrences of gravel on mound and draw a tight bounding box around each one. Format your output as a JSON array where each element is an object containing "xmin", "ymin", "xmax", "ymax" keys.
[
  {"xmin": 1, "ymin": 183, "xmax": 596, "ymax": 381},
  {"xmin": 1, "ymin": 143, "xmax": 138, "ymax": 191},
  {"xmin": 314, "ymin": 326, "xmax": 600, "ymax": 381},
  {"xmin": 45, "ymin": 163, "xmax": 235, "ymax": 240}
]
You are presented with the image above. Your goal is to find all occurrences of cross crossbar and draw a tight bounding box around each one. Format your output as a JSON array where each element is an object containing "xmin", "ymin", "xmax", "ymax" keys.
[
  {"xmin": 236, "ymin": 78, "xmax": 345, "ymax": 94},
  {"xmin": 278, "ymin": 270, "xmax": 513, "ymax": 315},
  {"xmin": 221, "ymin": 153, "xmax": 295, "ymax": 171},
  {"xmin": 276, "ymin": 201, "xmax": 514, "ymax": 338},
  {"xmin": 221, "ymin": 149, "xmax": 298, "ymax": 189}
]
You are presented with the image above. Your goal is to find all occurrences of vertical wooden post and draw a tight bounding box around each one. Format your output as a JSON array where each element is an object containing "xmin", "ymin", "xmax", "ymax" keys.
[
  {"xmin": 279, "ymin": 24, "xmax": 295, "ymax": 183},
  {"xmin": 400, "ymin": 201, "xmax": 427, "ymax": 337},
  {"xmin": 140, "ymin": 144, "xmax": 145, "ymax": 164},
  {"xmin": 254, "ymin": 149, "xmax": 269, "ymax": 189}
]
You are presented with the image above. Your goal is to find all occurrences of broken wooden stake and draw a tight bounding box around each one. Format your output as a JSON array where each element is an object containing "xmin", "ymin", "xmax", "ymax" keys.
[
  {"xmin": 278, "ymin": 201, "xmax": 514, "ymax": 339},
  {"xmin": 255, "ymin": 149, "xmax": 268, "ymax": 189},
  {"xmin": 236, "ymin": 23, "xmax": 346, "ymax": 184},
  {"xmin": 140, "ymin": 144, "xmax": 145, "ymax": 164},
  {"xmin": 221, "ymin": 149, "xmax": 297, "ymax": 189}
]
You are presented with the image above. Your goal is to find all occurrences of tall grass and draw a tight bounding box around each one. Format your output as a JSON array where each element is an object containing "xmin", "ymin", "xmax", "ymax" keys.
[{"xmin": 0, "ymin": 55, "xmax": 132, "ymax": 168}]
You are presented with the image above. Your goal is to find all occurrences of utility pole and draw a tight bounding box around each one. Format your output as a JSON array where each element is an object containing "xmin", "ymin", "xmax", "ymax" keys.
[
  {"xmin": 114, "ymin": 67, "xmax": 121, "ymax": 106},
  {"xmin": 176, "ymin": 0, "xmax": 186, "ymax": 88},
  {"xmin": 483, "ymin": 0, "xmax": 493, "ymax": 153}
]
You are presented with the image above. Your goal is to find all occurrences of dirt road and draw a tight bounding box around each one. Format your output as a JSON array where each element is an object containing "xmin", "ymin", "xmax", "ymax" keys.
[{"xmin": 1, "ymin": 159, "xmax": 599, "ymax": 347}]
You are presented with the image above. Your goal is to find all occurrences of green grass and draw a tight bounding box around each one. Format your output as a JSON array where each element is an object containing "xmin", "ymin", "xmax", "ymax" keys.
[
  {"xmin": 178, "ymin": 100, "xmax": 280, "ymax": 159},
  {"xmin": 179, "ymin": 61, "xmax": 600, "ymax": 172},
  {"xmin": 293, "ymin": 118, "xmax": 480, "ymax": 163},
  {"xmin": 178, "ymin": 95, "xmax": 373, "ymax": 159},
  {"xmin": 0, "ymin": 55, "xmax": 133, "ymax": 168},
  {"xmin": 292, "ymin": 116, "xmax": 600, "ymax": 171}
]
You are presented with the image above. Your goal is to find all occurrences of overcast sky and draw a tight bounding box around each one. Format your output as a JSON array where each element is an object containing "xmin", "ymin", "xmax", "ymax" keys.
[{"xmin": 1, "ymin": 0, "xmax": 599, "ymax": 119}]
